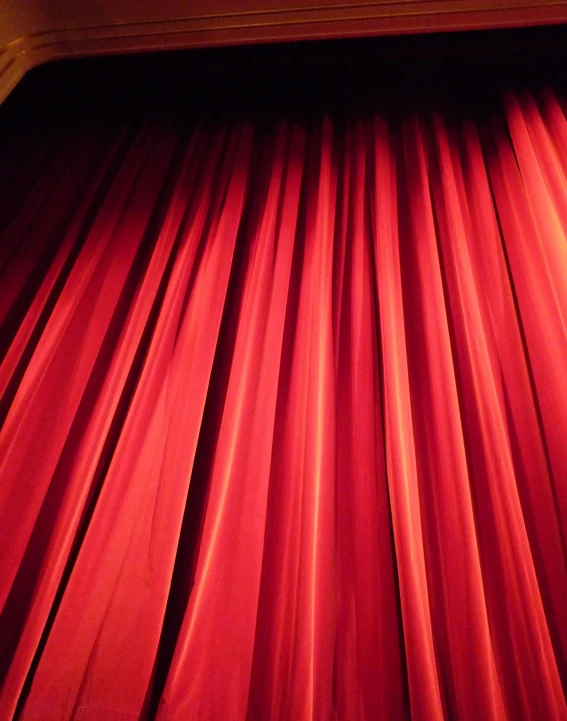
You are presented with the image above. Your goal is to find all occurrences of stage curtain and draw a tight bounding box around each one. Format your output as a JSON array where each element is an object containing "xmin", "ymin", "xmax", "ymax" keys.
[{"xmin": 1, "ymin": 89, "xmax": 567, "ymax": 721}]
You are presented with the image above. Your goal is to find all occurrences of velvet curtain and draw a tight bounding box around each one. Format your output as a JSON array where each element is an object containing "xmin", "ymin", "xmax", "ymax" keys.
[{"xmin": 1, "ymin": 87, "xmax": 567, "ymax": 721}]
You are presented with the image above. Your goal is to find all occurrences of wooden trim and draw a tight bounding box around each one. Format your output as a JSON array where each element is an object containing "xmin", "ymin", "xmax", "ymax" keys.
[{"xmin": 2, "ymin": 0, "xmax": 567, "ymax": 102}]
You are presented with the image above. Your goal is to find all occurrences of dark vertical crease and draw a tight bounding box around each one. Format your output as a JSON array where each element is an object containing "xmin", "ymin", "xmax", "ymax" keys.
[
  {"xmin": 284, "ymin": 124, "xmax": 325, "ymax": 721},
  {"xmin": 366, "ymin": 116, "xmax": 412, "ymax": 721},
  {"xmin": 170, "ymin": 125, "xmax": 233, "ymax": 347},
  {"xmin": 330, "ymin": 125, "xmax": 348, "ymax": 719},
  {"xmin": 142, "ymin": 127, "xmax": 267, "ymax": 721},
  {"xmin": 458, "ymin": 107, "xmax": 567, "ymax": 696},
  {"xmin": 424, "ymin": 120, "xmax": 472, "ymax": 469},
  {"xmin": 423, "ymin": 122, "xmax": 522, "ymax": 707},
  {"xmin": 330, "ymin": 126, "xmax": 347, "ymax": 372},
  {"xmin": 245, "ymin": 124, "xmax": 310, "ymax": 721},
  {"xmin": 481, "ymin": 125, "xmax": 567, "ymax": 697},
  {"xmin": 396, "ymin": 117, "xmax": 453, "ymax": 720},
  {"xmin": 240, "ymin": 125, "xmax": 298, "ymax": 720},
  {"xmin": 499, "ymin": 382, "xmax": 567, "ymax": 691},
  {"xmin": 11, "ymin": 127, "xmax": 191, "ymax": 720},
  {"xmin": 482, "ymin": 122, "xmax": 567, "ymax": 567}
]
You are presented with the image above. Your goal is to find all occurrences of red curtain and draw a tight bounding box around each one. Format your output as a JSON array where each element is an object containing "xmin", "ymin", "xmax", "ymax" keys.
[{"xmin": 1, "ymin": 88, "xmax": 567, "ymax": 721}]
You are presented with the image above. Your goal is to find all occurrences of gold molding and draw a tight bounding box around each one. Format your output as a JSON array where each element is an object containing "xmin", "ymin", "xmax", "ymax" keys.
[{"xmin": 2, "ymin": 0, "xmax": 567, "ymax": 103}]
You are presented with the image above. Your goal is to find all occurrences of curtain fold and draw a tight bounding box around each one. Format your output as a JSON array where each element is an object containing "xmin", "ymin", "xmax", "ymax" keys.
[{"xmin": 1, "ymin": 88, "xmax": 567, "ymax": 721}]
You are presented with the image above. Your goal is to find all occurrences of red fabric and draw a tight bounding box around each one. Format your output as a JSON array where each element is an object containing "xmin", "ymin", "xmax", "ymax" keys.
[{"xmin": 1, "ymin": 91, "xmax": 567, "ymax": 721}]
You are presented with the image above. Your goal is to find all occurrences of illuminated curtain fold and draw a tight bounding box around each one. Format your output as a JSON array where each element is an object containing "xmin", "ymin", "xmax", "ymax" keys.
[{"xmin": 1, "ymin": 89, "xmax": 567, "ymax": 721}]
